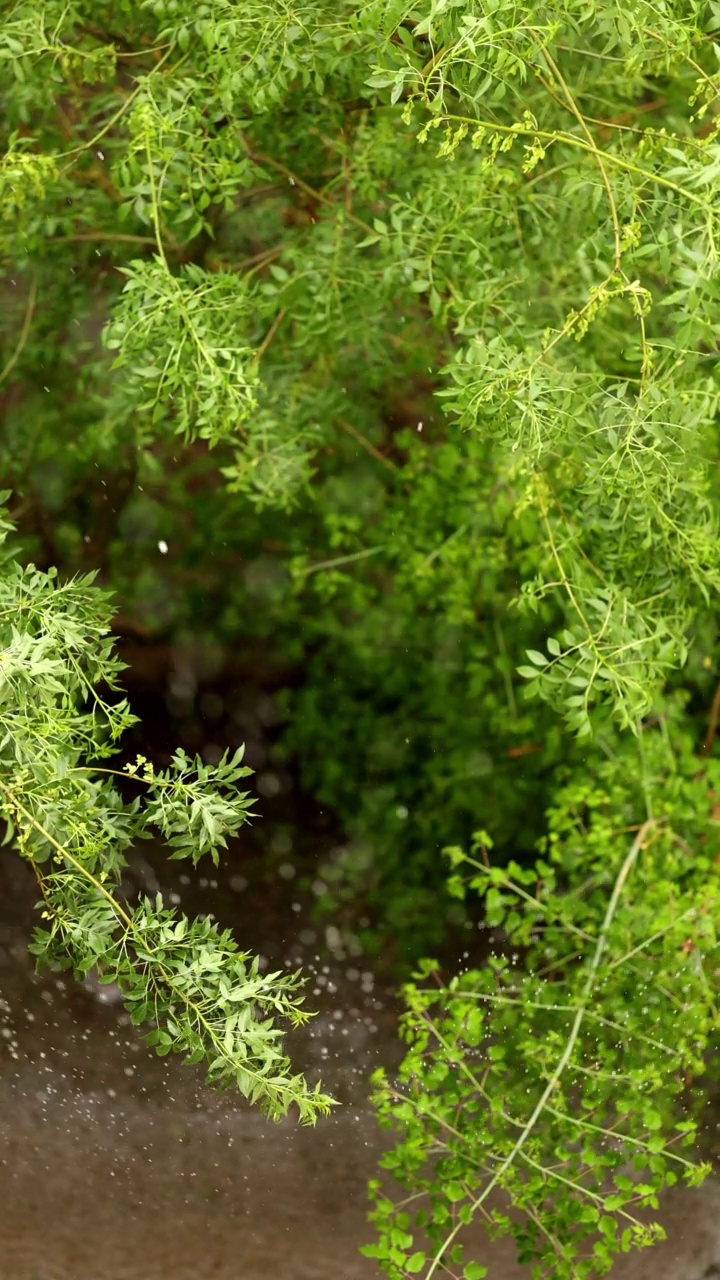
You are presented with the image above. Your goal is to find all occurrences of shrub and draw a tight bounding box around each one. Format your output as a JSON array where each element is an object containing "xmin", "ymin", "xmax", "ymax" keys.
[{"xmin": 2, "ymin": 0, "xmax": 720, "ymax": 1273}]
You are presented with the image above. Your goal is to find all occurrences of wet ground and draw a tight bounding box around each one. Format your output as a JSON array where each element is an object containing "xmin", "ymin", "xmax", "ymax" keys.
[
  {"xmin": 2, "ymin": 668, "xmax": 720, "ymax": 1280},
  {"xmin": 0, "ymin": 834, "xmax": 397, "ymax": 1280},
  {"xmin": 3, "ymin": 843, "xmax": 720, "ymax": 1280}
]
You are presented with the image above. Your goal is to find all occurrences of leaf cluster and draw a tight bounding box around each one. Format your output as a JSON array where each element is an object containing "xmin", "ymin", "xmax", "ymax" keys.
[{"xmin": 0, "ymin": 508, "xmax": 331, "ymax": 1123}]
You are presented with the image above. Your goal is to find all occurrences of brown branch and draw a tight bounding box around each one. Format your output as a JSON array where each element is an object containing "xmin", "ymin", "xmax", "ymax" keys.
[
  {"xmin": 49, "ymin": 231, "xmax": 156, "ymax": 245},
  {"xmin": 252, "ymin": 308, "xmax": 287, "ymax": 364},
  {"xmin": 239, "ymin": 135, "xmax": 375, "ymax": 236},
  {"xmin": 338, "ymin": 419, "xmax": 400, "ymax": 472}
]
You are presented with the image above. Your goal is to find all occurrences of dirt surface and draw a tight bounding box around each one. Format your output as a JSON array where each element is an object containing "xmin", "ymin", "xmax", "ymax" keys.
[{"xmin": 2, "ymin": 832, "xmax": 720, "ymax": 1280}]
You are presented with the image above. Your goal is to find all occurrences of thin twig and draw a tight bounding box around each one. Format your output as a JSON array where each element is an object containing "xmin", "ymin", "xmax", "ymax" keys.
[
  {"xmin": 0, "ymin": 279, "xmax": 37, "ymax": 388},
  {"xmin": 49, "ymin": 232, "xmax": 156, "ymax": 246},
  {"xmin": 702, "ymin": 681, "xmax": 720, "ymax": 756},
  {"xmin": 252, "ymin": 309, "xmax": 287, "ymax": 364},
  {"xmin": 239, "ymin": 136, "xmax": 375, "ymax": 236},
  {"xmin": 541, "ymin": 51, "xmax": 622, "ymax": 270},
  {"xmin": 300, "ymin": 546, "xmax": 385, "ymax": 576},
  {"xmin": 222, "ymin": 245, "xmax": 284, "ymax": 276},
  {"xmin": 338, "ymin": 419, "xmax": 400, "ymax": 472}
]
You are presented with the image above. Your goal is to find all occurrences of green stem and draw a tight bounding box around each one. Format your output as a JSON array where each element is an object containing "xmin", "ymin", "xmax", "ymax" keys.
[{"xmin": 424, "ymin": 819, "xmax": 656, "ymax": 1280}]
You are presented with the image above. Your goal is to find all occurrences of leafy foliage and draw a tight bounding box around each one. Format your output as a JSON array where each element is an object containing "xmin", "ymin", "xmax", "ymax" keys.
[
  {"xmin": 0, "ymin": 504, "xmax": 331, "ymax": 1122},
  {"xmin": 2, "ymin": 0, "xmax": 720, "ymax": 1272},
  {"xmin": 367, "ymin": 718, "xmax": 720, "ymax": 1277}
]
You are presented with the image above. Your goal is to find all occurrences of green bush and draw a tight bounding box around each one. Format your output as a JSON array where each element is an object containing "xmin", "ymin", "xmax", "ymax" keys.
[{"xmin": 2, "ymin": 0, "xmax": 720, "ymax": 1274}]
